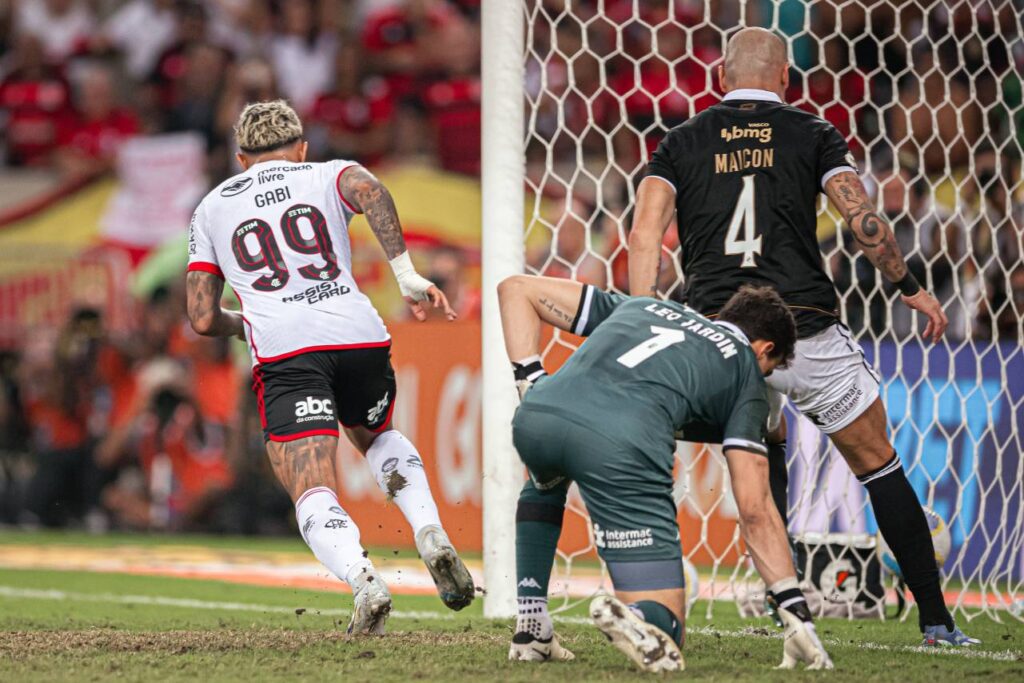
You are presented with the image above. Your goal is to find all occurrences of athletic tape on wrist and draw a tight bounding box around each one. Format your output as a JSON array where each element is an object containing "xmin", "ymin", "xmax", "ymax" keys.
[{"xmin": 388, "ymin": 251, "xmax": 434, "ymax": 300}]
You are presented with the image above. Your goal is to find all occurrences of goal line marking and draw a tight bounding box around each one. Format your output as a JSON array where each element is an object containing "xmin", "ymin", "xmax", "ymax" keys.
[
  {"xmin": 0, "ymin": 585, "xmax": 450, "ymax": 621},
  {"xmin": 1, "ymin": 585, "xmax": 1019, "ymax": 663}
]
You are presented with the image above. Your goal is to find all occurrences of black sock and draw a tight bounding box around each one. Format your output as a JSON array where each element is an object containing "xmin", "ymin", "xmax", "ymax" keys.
[
  {"xmin": 630, "ymin": 600, "xmax": 682, "ymax": 645},
  {"xmin": 858, "ymin": 452, "xmax": 953, "ymax": 631},
  {"xmin": 767, "ymin": 440, "xmax": 789, "ymax": 527},
  {"xmin": 769, "ymin": 579, "xmax": 812, "ymax": 622},
  {"xmin": 515, "ymin": 482, "xmax": 566, "ymax": 600}
]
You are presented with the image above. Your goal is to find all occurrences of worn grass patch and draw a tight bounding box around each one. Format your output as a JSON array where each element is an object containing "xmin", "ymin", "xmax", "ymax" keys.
[{"xmin": 0, "ymin": 538, "xmax": 1021, "ymax": 682}]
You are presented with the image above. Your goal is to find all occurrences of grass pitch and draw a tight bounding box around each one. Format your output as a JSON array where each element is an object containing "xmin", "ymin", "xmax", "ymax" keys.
[{"xmin": 0, "ymin": 532, "xmax": 1021, "ymax": 682}]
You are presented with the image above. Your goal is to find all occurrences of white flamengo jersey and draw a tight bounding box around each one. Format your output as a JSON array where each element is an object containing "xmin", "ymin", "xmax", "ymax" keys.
[{"xmin": 187, "ymin": 159, "xmax": 389, "ymax": 366}]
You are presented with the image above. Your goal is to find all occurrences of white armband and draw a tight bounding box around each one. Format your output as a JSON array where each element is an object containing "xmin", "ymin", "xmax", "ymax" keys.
[{"xmin": 388, "ymin": 251, "xmax": 434, "ymax": 301}]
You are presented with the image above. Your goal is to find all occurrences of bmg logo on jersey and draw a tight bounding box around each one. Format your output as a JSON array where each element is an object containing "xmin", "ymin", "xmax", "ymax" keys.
[
  {"xmin": 720, "ymin": 123, "xmax": 773, "ymax": 143},
  {"xmin": 294, "ymin": 396, "xmax": 334, "ymax": 423}
]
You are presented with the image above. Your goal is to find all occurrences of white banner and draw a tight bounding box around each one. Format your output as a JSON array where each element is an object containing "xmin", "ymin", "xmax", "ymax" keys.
[{"xmin": 101, "ymin": 133, "xmax": 207, "ymax": 247}]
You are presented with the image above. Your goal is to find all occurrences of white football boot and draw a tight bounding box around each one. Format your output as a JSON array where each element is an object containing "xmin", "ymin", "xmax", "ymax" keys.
[
  {"xmin": 415, "ymin": 525, "xmax": 476, "ymax": 611},
  {"xmin": 508, "ymin": 632, "xmax": 576, "ymax": 662},
  {"xmin": 347, "ymin": 566, "xmax": 392, "ymax": 635},
  {"xmin": 776, "ymin": 605, "xmax": 834, "ymax": 670},
  {"xmin": 590, "ymin": 594, "xmax": 684, "ymax": 673}
]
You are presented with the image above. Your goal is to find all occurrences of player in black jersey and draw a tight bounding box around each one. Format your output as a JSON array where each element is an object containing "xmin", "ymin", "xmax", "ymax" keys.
[{"xmin": 628, "ymin": 27, "xmax": 976, "ymax": 647}]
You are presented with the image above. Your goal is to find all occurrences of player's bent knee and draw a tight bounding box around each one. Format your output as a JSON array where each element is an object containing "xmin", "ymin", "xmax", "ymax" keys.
[
  {"xmin": 344, "ymin": 424, "xmax": 393, "ymax": 455},
  {"xmin": 497, "ymin": 274, "xmax": 528, "ymax": 301},
  {"xmin": 517, "ymin": 478, "xmax": 568, "ymax": 510},
  {"xmin": 606, "ymin": 559, "xmax": 685, "ymax": 593}
]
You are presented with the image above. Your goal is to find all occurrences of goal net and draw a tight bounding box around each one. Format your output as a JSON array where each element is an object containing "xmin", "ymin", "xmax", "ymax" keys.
[{"xmin": 481, "ymin": 0, "xmax": 1024, "ymax": 622}]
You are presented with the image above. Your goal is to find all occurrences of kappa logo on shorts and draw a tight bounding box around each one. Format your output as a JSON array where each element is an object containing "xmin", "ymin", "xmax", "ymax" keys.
[
  {"xmin": 367, "ymin": 392, "xmax": 390, "ymax": 423},
  {"xmin": 294, "ymin": 396, "xmax": 334, "ymax": 423},
  {"xmin": 593, "ymin": 523, "xmax": 654, "ymax": 550}
]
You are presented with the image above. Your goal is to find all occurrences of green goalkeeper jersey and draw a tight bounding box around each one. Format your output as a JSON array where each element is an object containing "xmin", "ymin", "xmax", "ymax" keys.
[{"xmin": 521, "ymin": 286, "xmax": 770, "ymax": 459}]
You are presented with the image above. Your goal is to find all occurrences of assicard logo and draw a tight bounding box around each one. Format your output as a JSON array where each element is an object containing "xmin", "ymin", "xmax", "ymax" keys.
[
  {"xmin": 720, "ymin": 124, "xmax": 772, "ymax": 143},
  {"xmin": 220, "ymin": 176, "xmax": 253, "ymax": 197}
]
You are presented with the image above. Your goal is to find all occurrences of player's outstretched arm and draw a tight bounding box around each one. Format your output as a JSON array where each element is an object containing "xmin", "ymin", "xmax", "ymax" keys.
[
  {"xmin": 723, "ymin": 448, "xmax": 797, "ymax": 587},
  {"xmin": 627, "ymin": 177, "xmax": 676, "ymax": 296},
  {"xmin": 339, "ymin": 165, "xmax": 455, "ymax": 321},
  {"xmin": 497, "ymin": 275, "xmax": 585, "ymax": 361},
  {"xmin": 185, "ymin": 271, "xmax": 244, "ymax": 339},
  {"xmin": 824, "ymin": 171, "xmax": 948, "ymax": 342}
]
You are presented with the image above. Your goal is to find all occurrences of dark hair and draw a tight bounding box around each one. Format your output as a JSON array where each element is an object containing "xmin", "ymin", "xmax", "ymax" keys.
[{"xmin": 718, "ymin": 285, "xmax": 797, "ymax": 366}]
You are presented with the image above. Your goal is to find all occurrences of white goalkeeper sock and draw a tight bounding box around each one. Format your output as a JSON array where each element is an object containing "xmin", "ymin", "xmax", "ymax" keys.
[
  {"xmin": 516, "ymin": 597, "xmax": 553, "ymax": 640},
  {"xmin": 365, "ymin": 430, "xmax": 443, "ymax": 537},
  {"xmin": 295, "ymin": 487, "xmax": 372, "ymax": 585}
]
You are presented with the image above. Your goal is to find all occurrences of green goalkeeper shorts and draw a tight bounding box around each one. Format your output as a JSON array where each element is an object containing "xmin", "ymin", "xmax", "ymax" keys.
[{"xmin": 512, "ymin": 404, "xmax": 684, "ymax": 588}]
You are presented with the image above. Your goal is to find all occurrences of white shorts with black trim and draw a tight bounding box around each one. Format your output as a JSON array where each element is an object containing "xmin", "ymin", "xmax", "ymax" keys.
[{"xmin": 766, "ymin": 322, "xmax": 881, "ymax": 434}]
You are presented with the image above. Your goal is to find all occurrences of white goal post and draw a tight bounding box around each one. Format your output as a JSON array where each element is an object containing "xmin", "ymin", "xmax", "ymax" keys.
[
  {"xmin": 481, "ymin": 0, "xmax": 1024, "ymax": 621},
  {"xmin": 480, "ymin": 0, "xmax": 526, "ymax": 618}
]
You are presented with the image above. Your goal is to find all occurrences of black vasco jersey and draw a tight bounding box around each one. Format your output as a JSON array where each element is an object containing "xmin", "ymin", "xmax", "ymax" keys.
[{"xmin": 646, "ymin": 91, "xmax": 856, "ymax": 337}]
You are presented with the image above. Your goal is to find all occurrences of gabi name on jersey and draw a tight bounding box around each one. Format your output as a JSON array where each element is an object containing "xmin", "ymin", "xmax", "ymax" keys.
[{"xmin": 644, "ymin": 303, "xmax": 739, "ymax": 359}]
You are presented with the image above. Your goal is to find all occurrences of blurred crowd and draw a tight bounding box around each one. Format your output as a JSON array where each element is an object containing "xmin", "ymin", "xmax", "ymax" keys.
[
  {"xmin": 0, "ymin": 283, "xmax": 291, "ymax": 532},
  {"xmin": 523, "ymin": 0, "xmax": 1024, "ymax": 342},
  {"xmin": 1, "ymin": 0, "xmax": 1023, "ymax": 533},
  {"xmin": 0, "ymin": 0, "xmax": 484, "ymax": 179}
]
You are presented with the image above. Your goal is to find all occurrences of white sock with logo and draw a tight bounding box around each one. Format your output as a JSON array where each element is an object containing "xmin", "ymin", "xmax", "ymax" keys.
[
  {"xmin": 364, "ymin": 430, "xmax": 442, "ymax": 537},
  {"xmin": 295, "ymin": 487, "xmax": 371, "ymax": 585},
  {"xmin": 516, "ymin": 597, "xmax": 553, "ymax": 640}
]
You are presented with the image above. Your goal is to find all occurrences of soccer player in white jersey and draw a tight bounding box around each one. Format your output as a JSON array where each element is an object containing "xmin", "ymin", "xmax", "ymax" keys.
[{"xmin": 185, "ymin": 100, "xmax": 475, "ymax": 634}]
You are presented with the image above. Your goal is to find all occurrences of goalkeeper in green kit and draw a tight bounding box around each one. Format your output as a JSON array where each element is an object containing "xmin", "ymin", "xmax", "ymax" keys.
[{"xmin": 498, "ymin": 275, "xmax": 833, "ymax": 673}]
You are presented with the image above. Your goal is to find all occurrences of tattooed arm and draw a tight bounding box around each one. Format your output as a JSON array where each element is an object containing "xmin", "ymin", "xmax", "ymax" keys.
[
  {"xmin": 497, "ymin": 275, "xmax": 584, "ymax": 363},
  {"xmin": 339, "ymin": 165, "xmax": 407, "ymax": 258},
  {"xmin": 824, "ymin": 171, "xmax": 948, "ymax": 342},
  {"xmin": 628, "ymin": 176, "xmax": 678, "ymax": 296},
  {"xmin": 824, "ymin": 171, "xmax": 910, "ymax": 283},
  {"xmin": 185, "ymin": 271, "xmax": 244, "ymax": 338},
  {"xmin": 339, "ymin": 165, "xmax": 455, "ymax": 320}
]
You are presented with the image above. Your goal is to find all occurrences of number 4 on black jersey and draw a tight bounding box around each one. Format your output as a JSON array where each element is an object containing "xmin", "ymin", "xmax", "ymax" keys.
[{"xmin": 646, "ymin": 91, "xmax": 856, "ymax": 337}]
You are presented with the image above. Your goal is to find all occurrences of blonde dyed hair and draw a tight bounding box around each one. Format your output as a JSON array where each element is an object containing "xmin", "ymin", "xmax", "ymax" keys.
[{"xmin": 234, "ymin": 100, "xmax": 303, "ymax": 153}]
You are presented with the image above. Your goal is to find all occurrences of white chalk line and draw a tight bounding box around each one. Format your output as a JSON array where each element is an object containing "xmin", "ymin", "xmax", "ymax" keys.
[
  {"xmin": 0, "ymin": 585, "xmax": 1019, "ymax": 663},
  {"xmin": 0, "ymin": 585, "xmax": 449, "ymax": 621}
]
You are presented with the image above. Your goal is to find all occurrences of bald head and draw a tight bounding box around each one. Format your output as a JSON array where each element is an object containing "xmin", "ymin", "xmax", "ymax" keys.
[{"xmin": 719, "ymin": 28, "xmax": 789, "ymax": 97}]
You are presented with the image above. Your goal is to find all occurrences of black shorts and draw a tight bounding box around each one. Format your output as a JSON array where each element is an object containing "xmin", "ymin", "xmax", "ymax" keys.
[{"xmin": 252, "ymin": 346, "xmax": 396, "ymax": 443}]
